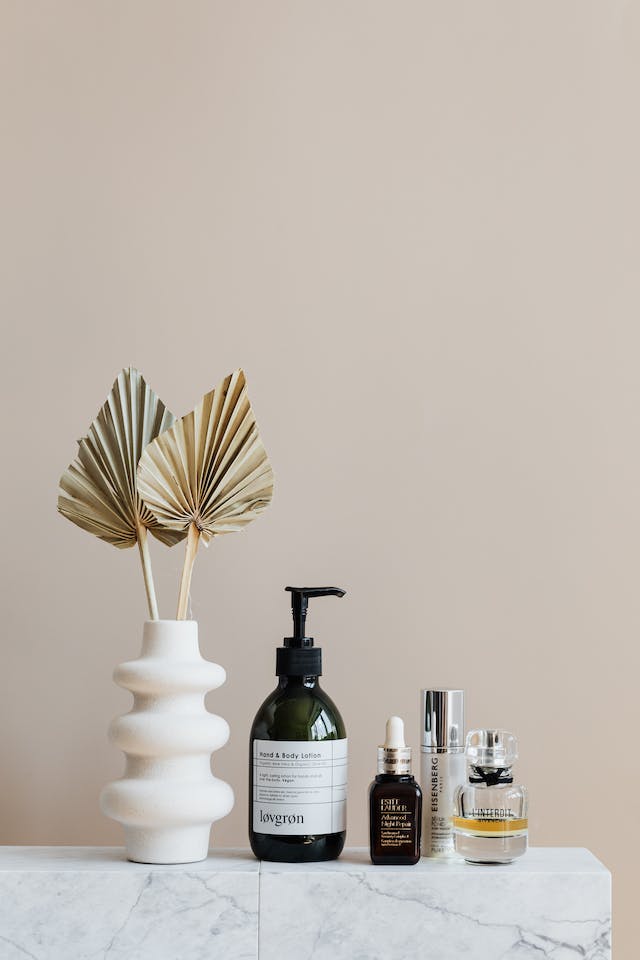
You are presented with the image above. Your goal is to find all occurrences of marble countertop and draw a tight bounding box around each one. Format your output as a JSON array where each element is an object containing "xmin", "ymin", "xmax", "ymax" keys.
[
  {"xmin": 0, "ymin": 843, "xmax": 607, "ymax": 872},
  {"xmin": 0, "ymin": 847, "xmax": 611, "ymax": 960}
]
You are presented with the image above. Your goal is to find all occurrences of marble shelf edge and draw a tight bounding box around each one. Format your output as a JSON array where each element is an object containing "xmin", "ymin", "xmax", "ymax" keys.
[
  {"xmin": 0, "ymin": 844, "xmax": 609, "ymax": 871},
  {"xmin": 0, "ymin": 847, "xmax": 611, "ymax": 960}
]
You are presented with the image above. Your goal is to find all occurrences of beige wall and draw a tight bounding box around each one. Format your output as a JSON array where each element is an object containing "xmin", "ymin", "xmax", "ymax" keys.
[{"xmin": 1, "ymin": 0, "xmax": 636, "ymax": 952}]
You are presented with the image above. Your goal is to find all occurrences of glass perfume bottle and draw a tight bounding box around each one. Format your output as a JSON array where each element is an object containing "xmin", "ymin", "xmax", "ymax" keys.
[{"xmin": 453, "ymin": 729, "xmax": 528, "ymax": 864}]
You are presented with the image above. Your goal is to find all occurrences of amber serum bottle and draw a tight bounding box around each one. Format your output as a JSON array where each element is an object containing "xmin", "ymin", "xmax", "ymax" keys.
[{"xmin": 369, "ymin": 716, "xmax": 422, "ymax": 865}]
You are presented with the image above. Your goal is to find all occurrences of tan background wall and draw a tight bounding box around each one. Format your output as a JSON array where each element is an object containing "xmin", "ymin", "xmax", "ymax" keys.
[{"xmin": 1, "ymin": 1, "xmax": 636, "ymax": 953}]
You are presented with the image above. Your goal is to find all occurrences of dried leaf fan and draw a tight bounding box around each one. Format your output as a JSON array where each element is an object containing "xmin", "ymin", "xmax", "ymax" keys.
[
  {"xmin": 58, "ymin": 368, "xmax": 186, "ymax": 619},
  {"xmin": 137, "ymin": 368, "xmax": 274, "ymax": 619}
]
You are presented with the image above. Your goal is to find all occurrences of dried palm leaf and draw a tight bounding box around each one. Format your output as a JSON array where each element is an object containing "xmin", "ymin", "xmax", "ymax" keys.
[
  {"xmin": 58, "ymin": 368, "xmax": 186, "ymax": 619},
  {"xmin": 137, "ymin": 368, "xmax": 274, "ymax": 618}
]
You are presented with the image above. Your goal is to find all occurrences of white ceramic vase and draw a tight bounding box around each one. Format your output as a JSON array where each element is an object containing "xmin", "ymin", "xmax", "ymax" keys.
[{"xmin": 100, "ymin": 620, "xmax": 234, "ymax": 864}]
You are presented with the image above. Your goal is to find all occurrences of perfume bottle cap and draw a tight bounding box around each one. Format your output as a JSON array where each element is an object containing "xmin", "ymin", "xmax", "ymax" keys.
[
  {"xmin": 421, "ymin": 689, "xmax": 464, "ymax": 752},
  {"xmin": 377, "ymin": 716, "xmax": 412, "ymax": 775},
  {"xmin": 465, "ymin": 729, "xmax": 518, "ymax": 768}
]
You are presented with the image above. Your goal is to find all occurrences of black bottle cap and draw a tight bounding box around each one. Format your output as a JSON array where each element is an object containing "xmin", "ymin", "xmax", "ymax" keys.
[
  {"xmin": 276, "ymin": 586, "xmax": 346, "ymax": 677},
  {"xmin": 276, "ymin": 646, "xmax": 323, "ymax": 677}
]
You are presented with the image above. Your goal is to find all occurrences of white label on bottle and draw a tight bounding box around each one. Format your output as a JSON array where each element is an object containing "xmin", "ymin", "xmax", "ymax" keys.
[
  {"xmin": 420, "ymin": 751, "xmax": 466, "ymax": 856},
  {"xmin": 252, "ymin": 739, "xmax": 347, "ymax": 835}
]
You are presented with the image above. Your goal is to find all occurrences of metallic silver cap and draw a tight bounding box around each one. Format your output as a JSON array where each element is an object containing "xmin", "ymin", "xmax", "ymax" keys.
[
  {"xmin": 377, "ymin": 745, "xmax": 412, "ymax": 775},
  {"xmin": 421, "ymin": 689, "xmax": 465, "ymax": 752}
]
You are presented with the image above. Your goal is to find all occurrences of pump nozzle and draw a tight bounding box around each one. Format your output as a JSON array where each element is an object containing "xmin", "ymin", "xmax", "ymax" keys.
[
  {"xmin": 284, "ymin": 586, "xmax": 346, "ymax": 646},
  {"xmin": 276, "ymin": 585, "xmax": 346, "ymax": 677}
]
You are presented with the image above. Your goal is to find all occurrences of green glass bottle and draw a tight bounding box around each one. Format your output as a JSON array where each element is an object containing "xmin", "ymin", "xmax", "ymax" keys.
[{"xmin": 249, "ymin": 586, "xmax": 347, "ymax": 862}]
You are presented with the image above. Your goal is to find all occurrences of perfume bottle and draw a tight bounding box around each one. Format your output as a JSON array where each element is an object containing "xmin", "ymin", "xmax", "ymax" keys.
[
  {"xmin": 369, "ymin": 717, "xmax": 422, "ymax": 865},
  {"xmin": 453, "ymin": 729, "xmax": 528, "ymax": 864}
]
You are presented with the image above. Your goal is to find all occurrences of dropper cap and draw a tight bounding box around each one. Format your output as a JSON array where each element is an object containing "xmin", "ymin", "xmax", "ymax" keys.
[{"xmin": 377, "ymin": 716, "xmax": 412, "ymax": 775}]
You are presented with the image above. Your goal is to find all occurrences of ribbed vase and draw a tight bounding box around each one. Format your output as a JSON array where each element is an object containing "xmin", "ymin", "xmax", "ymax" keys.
[{"xmin": 100, "ymin": 620, "xmax": 234, "ymax": 864}]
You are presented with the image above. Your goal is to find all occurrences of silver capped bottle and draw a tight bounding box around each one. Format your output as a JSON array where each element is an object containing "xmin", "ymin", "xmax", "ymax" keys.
[
  {"xmin": 453, "ymin": 729, "xmax": 528, "ymax": 864},
  {"xmin": 420, "ymin": 689, "xmax": 465, "ymax": 857}
]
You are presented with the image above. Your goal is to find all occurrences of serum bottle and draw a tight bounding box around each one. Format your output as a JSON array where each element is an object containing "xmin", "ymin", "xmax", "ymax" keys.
[
  {"xmin": 369, "ymin": 716, "xmax": 422, "ymax": 865},
  {"xmin": 420, "ymin": 689, "xmax": 465, "ymax": 857},
  {"xmin": 453, "ymin": 729, "xmax": 528, "ymax": 864}
]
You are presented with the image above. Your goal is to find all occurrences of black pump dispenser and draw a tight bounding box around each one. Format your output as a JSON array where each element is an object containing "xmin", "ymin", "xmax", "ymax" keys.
[
  {"xmin": 250, "ymin": 583, "xmax": 348, "ymax": 862},
  {"xmin": 276, "ymin": 586, "xmax": 346, "ymax": 677}
]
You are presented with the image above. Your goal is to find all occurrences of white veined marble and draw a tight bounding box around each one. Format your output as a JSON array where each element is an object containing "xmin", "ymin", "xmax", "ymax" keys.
[
  {"xmin": 0, "ymin": 847, "xmax": 610, "ymax": 960},
  {"xmin": 259, "ymin": 848, "xmax": 611, "ymax": 960},
  {"xmin": 0, "ymin": 849, "xmax": 259, "ymax": 960}
]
